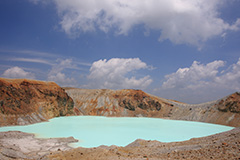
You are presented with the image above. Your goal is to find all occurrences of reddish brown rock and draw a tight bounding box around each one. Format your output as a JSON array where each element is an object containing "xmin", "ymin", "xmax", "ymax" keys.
[
  {"xmin": 217, "ymin": 92, "xmax": 240, "ymax": 113},
  {"xmin": 114, "ymin": 89, "xmax": 162, "ymax": 111},
  {"xmin": 0, "ymin": 78, "xmax": 74, "ymax": 126}
]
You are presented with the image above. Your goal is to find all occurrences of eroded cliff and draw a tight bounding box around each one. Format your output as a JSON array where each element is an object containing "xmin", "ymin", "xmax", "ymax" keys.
[
  {"xmin": 65, "ymin": 88, "xmax": 174, "ymax": 118},
  {"xmin": 0, "ymin": 78, "xmax": 74, "ymax": 126}
]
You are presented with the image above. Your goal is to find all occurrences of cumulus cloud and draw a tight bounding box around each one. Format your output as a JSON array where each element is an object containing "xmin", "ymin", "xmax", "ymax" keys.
[
  {"xmin": 158, "ymin": 58, "xmax": 240, "ymax": 103},
  {"xmin": 215, "ymin": 58, "xmax": 240, "ymax": 90},
  {"xmin": 31, "ymin": 0, "xmax": 240, "ymax": 46},
  {"xmin": 88, "ymin": 58, "xmax": 152, "ymax": 89},
  {"xmin": 2, "ymin": 66, "xmax": 35, "ymax": 79},
  {"xmin": 47, "ymin": 59, "xmax": 77, "ymax": 86},
  {"xmin": 48, "ymin": 72, "xmax": 76, "ymax": 86},
  {"xmin": 162, "ymin": 60, "xmax": 225, "ymax": 89}
]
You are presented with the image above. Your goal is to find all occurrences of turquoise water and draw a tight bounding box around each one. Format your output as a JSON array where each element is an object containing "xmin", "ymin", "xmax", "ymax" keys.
[{"xmin": 0, "ymin": 116, "xmax": 234, "ymax": 148}]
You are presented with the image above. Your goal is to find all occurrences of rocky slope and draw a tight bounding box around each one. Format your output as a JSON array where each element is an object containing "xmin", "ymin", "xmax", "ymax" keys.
[
  {"xmin": 65, "ymin": 88, "xmax": 240, "ymax": 127},
  {"xmin": 0, "ymin": 78, "xmax": 74, "ymax": 126},
  {"xmin": 1, "ymin": 128, "xmax": 239, "ymax": 160},
  {"xmin": 165, "ymin": 92, "xmax": 240, "ymax": 127},
  {"xmin": 65, "ymin": 88, "xmax": 173, "ymax": 118},
  {"xmin": 44, "ymin": 127, "xmax": 240, "ymax": 160}
]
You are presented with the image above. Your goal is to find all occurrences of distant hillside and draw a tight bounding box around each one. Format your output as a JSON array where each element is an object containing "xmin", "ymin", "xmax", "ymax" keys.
[
  {"xmin": 164, "ymin": 92, "xmax": 240, "ymax": 127},
  {"xmin": 66, "ymin": 88, "xmax": 240, "ymax": 127}
]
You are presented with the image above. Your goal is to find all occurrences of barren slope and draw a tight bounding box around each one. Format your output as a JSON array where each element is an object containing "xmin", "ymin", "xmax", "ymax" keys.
[
  {"xmin": 0, "ymin": 78, "xmax": 74, "ymax": 126},
  {"xmin": 45, "ymin": 127, "xmax": 240, "ymax": 160},
  {"xmin": 167, "ymin": 92, "xmax": 240, "ymax": 127}
]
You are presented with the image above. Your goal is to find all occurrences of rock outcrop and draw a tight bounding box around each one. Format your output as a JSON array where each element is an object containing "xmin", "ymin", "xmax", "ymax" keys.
[
  {"xmin": 0, "ymin": 78, "xmax": 74, "ymax": 126},
  {"xmin": 216, "ymin": 92, "xmax": 240, "ymax": 113},
  {"xmin": 66, "ymin": 88, "xmax": 240, "ymax": 127},
  {"xmin": 65, "ymin": 88, "xmax": 174, "ymax": 118}
]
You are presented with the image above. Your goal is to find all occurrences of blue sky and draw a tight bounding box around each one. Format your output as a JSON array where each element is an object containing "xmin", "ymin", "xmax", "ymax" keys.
[{"xmin": 0, "ymin": 0, "xmax": 240, "ymax": 103}]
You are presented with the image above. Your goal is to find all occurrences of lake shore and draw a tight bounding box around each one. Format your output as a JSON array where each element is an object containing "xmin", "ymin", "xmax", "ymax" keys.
[
  {"xmin": 0, "ymin": 127, "xmax": 239, "ymax": 160},
  {"xmin": 0, "ymin": 131, "xmax": 78, "ymax": 159}
]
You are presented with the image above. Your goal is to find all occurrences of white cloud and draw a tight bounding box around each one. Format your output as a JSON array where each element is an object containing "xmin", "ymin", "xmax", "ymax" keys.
[
  {"xmin": 47, "ymin": 59, "xmax": 77, "ymax": 86},
  {"xmin": 88, "ymin": 58, "xmax": 152, "ymax": 89},
  {"xmin": 0, "ymin": 49, "xmax": 57, "ymax": 58},
  {"xmin": 158, "ymin": 58, "xmax": 240, "ymax": 103},
  {"xmin": 49, "ymin": 59, "xmax": 75, "ymax": 75},
  {"xmin": 215, "ymin": 58, "xmax": 240, "ymax": 91},
  {"xmin": 2, "ymin": 66, "xmax": 35, "ymax": 79},
  {"xmin": 9, "ymin": 58, "xmax": 52, "ymax": 65},
  {"xmin": 48, "ymin": 72, "xmax": 76, "ymax": 87},
  {"xmin": 162, "ymin": 60, "xmax": 225, "ymax": 89},
  {"xmin": 0, "ymin": 49, "xmax": 92, "ymax": 67},
  {"xmin": 31, "ymin": 0, "xmax": 240, "ymax": 46}
]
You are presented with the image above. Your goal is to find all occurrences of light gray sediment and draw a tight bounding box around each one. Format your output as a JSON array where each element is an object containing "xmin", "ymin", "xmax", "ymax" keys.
[{"xmin": 0, "ymin": 131, "xmax": 78, "ymax": 160}]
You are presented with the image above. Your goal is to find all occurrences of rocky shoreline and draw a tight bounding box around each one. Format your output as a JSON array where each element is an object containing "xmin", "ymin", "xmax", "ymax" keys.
[
  {"xmin": 0, "ymin": 128, "xmax": 239, "ymax": 160},
  {"xmin": 0, "ymin": 131, "xmax": 78, "ymax": 160}
]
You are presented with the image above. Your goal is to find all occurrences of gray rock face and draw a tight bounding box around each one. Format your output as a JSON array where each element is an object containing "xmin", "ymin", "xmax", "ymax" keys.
[
  {"xmin": 0, "ymin": 131, "xmax": 78, "ymax": 160},
  {"xmin": 167, "ymin": 93, "xmax": 240, "ymax": 127}
]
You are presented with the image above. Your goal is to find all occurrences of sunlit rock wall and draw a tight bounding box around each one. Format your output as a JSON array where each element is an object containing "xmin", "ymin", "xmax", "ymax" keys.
[{"xmin": 0, "ymin": 78, "xmax": 74, "ymax": 126}]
